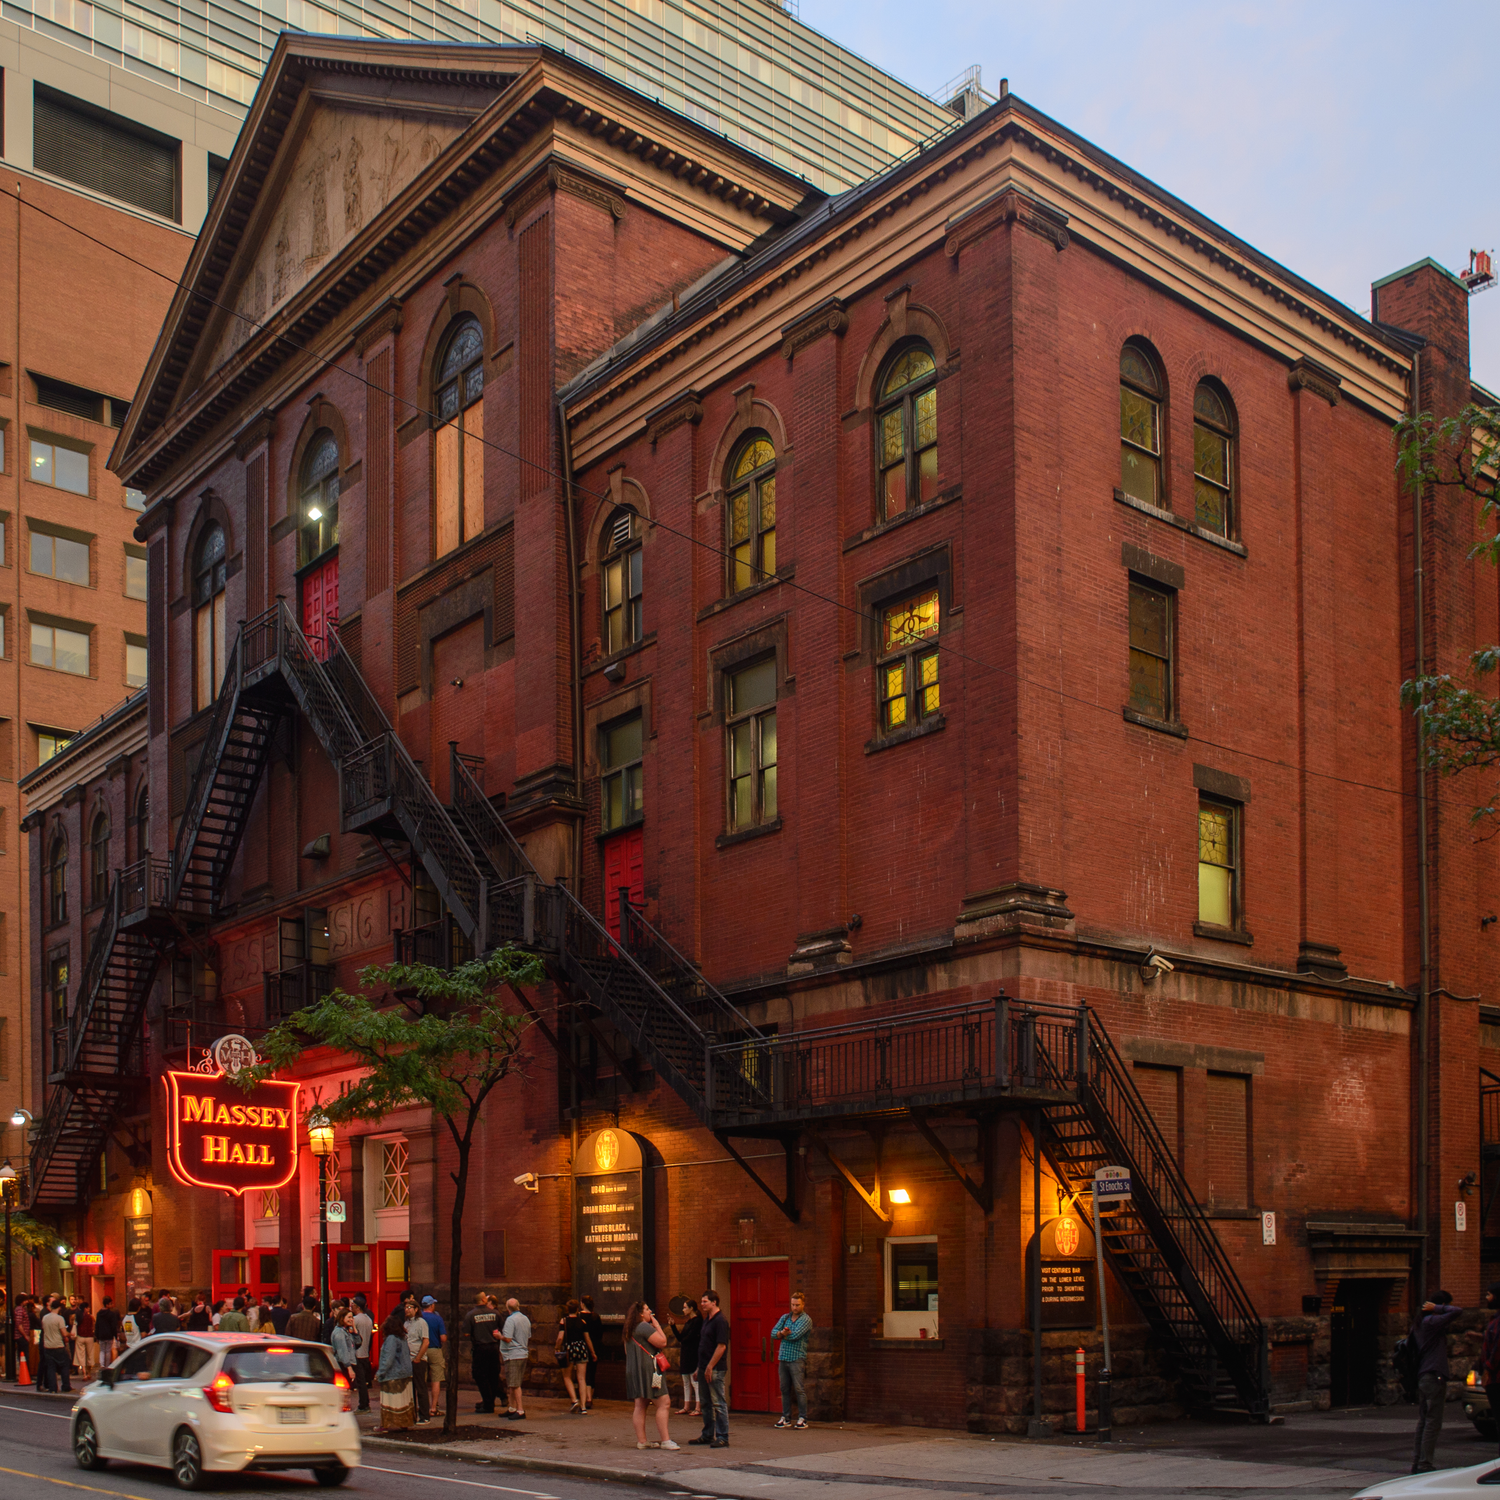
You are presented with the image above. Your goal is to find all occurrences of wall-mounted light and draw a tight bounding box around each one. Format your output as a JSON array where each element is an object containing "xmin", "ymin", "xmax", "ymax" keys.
[
  {"xmin": 129, "ymin": 1186, "xmax": 152, "ymax": 1218},
  {"xmin": 888, "ymin": 1188, "xmax": 912, "ymax": 1205},
  {"xmin": 55, "ymin": 1243, "xmax": 69, "ymax": 1258},
  {"xmin": 307, "ymin": 506, "xmax": 324, "ymax": 522},
  {"xmin": 9, "ymin": 1108, "xmax": 32, "ymax": 1129}
]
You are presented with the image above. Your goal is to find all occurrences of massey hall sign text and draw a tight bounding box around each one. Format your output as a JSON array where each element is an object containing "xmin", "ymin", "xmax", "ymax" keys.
[{"xmin": 164, "ymin": 1068, "xmax": 302, "ymax": 1197}]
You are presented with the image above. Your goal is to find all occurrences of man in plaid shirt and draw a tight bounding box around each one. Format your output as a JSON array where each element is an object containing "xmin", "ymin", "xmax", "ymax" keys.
[{"xmin": 771, "ymin": 1293, "xmax": 814, "ymax": 1429}]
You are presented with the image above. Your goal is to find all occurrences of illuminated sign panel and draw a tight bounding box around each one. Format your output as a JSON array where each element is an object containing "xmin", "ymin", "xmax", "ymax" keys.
[
  {"xmin": 164, "ymin": 1069, "xmax": 301, "ymax": 1197},
  {"xmin": 72, "ymin": 1251, "xmax": 104, "ymax": 1268}
]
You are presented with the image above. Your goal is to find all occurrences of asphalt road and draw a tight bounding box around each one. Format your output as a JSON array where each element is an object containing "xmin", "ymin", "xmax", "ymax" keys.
[{"xmin": 0, "ymin": 1399, "xmax": 663, "ymax": 1500}]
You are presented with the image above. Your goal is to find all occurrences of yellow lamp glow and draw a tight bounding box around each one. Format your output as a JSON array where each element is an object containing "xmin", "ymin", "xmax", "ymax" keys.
[
  {"xmin": 888, "ymin": 1188, "xmax": 912, "ymax": 1205},
  {"xmin": 129, "ymin": 1186, "xmax": 150, "ymax": 1217},
  {"xmin": 308, "ymin": 1112, "xmax": 335, "ymax": 1157}
]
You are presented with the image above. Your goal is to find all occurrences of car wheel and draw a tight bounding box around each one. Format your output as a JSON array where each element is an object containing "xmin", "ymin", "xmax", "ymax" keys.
[
  {"xmin": 313, "ymin": 1464, "xmax": 351, "ymax": 1487},
  {"xmin": 172, "ymin": 1428, "xmax": 208, "ymax": 1491},
  {"xmin": 73, "ymin": 1413, "xmax": 106, "ymax": 1471}
]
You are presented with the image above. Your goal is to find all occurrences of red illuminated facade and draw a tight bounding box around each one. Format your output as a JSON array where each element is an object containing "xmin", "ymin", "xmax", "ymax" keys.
[{"xmin": 20, "ymin": 33, "xmax": 1500, "ymax": 1429}]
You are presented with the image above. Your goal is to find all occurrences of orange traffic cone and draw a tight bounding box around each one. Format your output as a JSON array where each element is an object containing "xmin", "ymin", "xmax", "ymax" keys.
[{"xmin": 16, "ymin": 1346, "xmax": 32, "ymax": 1385}]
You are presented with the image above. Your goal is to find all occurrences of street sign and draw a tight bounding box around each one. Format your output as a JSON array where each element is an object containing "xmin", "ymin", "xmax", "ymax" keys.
[
  {"xmin": 1094, "ymin": 1166, "xmax": 1131, "ymax": 1201},
  {"xmin": 325, "ymin": 1201, "xmax": 347, "ymax": 1223},
  {"xmin": 1456, "ymin": 1200, "xmax": 1468, "ymax": 1233},
  {"xmin": 1261, "ymin": 1211, "xmax": 1276, "ymax": 1246}
]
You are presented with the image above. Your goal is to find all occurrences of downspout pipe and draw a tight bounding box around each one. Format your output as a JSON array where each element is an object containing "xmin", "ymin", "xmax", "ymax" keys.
[
  {"xmin": 1412, "ymin": 345, "xmax": 1431, "ymax": 1299},
  {"xmin": 557, "ymin": 399, "xmax": 584, "ymax": 900}
]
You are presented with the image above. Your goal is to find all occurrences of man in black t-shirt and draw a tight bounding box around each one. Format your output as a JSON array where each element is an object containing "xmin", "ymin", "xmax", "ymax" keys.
[
  {"xmin": 462, "ymin": 1294, "xmax": 501, "ymax": 1413},
  {"xmin": 688, "ymin": 1290, "xmax": 731, "ymax": 1448}
]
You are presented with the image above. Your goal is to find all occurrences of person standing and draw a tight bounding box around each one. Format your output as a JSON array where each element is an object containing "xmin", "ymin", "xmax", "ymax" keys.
[
  {"xmin": 625, "ymin": 1300, "xmax": 679, "ymax": 1450},
  {"xmin": 152, "ymin": 1296, "xmax": 181, "ymax": 1334},
  {"xmin": 351, "ymin": 1296, "xmax": 375, "ymax": 1413},
  {"xmin": 420, "ymin": 1297, "xmax": 447, "ymax": 1418},
  {"xmin": 287, "ymin": 1295, "xmax": 322, "ymax": 1342},
  {"xmin": 688, "ymin": 1291, "xmax": 730, "ymax": 1448},
  {"xmin": 94, "ymin": 1297, "xmax": 120, "ymax": 1369},
  {"xmin": 498, "ymin": 1297, "xmax": 530, "ymax": 1421},
  {"xmin": 462, "ymin": 1292, "xmax": 501, "ymax": 1414},
  {"xmin": 403, "ymin": 1297, "xmax": 431, "ymax": 1423},
  {"xmin": 676, "ymin": 1298, "xmax": 703, "ymax": 1417},
  {"xmin": 555, "ymin": 1299, "xmax": 595, "ymax": 1414},
  {"xmin": 39, "ymin": 1298, "xmax": 70, "ymax": 1394},
  {"xmin": 331, "ymin": 1309, "xmax": 359, "ymax": 1385},
  {"xmin": 580, "ymin": 1294, "xmax": 604, "ymax": 1412},
  {"xmin": 771, "ymin": 1292, "xmax": 813, "ymax": 1429},
  {"xmin": 1479, "ymin": 1283, "xmax": 1500, "ymax": 1458},
  {"xmin": 218, "ymin": 1296, "xmax": 250, "ymax": 1333},
  {"xmin": 74, "ymin": 1301, "xmax": 97, "ymax": 1381},
  {"xmin": 186, "ymin": 1296, "xmax": 211, "ymax": 1333},
  {"xmin": 1411, "ymin": 1290, "xmax": 1464, "ymax": 1474},
  {"xmin": 268, "ymin": 1294, "xmax": 292, "ymax": 1336},
  {"xmin": 372, "ymin": 1308, "xmax": 415, "ymax": 1435}
]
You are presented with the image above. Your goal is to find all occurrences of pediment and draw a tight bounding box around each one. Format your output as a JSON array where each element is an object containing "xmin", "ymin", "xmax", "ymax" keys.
[{"xmin": 192, "ymin": 79, "xmax": 493, "ymax": 388}]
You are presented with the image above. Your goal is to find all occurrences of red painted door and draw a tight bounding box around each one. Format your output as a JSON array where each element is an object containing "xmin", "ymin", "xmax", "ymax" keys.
[
  {"xmin": 302, "ymin": 554, "xmax": 339, "ymax": 660},
  {"xmin": 729, "ymin": 1260, "xmax": 789, "ymax": 1412},
  {"xmin": 603, "ymin": 826, "xmax": 644, "ymax": 940}
]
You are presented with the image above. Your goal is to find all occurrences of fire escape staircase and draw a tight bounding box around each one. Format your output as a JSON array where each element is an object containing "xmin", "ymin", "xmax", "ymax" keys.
[
  {"xmin": 159, "ymin": 604, "xmax": 1268, "ymax": 1417},
  {"xmin": 26, "ymin": 860, "xmax": 173, "ymax": 1209}
]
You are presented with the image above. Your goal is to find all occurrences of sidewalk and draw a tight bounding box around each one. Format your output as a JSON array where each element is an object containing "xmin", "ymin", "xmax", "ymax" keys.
[{"xmin": 355, "ymin": 1391, "xmax": 1451, "ymax": 1497}]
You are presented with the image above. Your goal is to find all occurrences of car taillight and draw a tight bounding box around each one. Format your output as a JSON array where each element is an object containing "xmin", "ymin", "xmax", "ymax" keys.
[
  {"xmin": 334, "ymin": 1372, "xmax": 352, "ymax": 1411},
  {"xmin": 204, "ymin": 1373, "xmax": 235, "ymax": 1413}
]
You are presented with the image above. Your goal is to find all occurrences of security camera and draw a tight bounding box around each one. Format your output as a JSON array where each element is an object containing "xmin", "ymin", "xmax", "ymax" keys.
[
  {"xmin": 1139, "ymin": 949, "xmax": 1175, "ymax": 982},
  {"xmin": 514, "ymin": 1172, "xmax": 539, "ymax": 1193}
]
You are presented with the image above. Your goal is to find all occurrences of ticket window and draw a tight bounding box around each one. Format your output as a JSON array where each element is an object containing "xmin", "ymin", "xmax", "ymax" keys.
[{"xmin": 883, "ymin": 1235, "xmax": 939, "ymax": 1339}]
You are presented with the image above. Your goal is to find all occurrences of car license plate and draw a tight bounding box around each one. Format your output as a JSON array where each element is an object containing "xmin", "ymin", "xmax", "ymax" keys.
[{"xmin": 278, "ymin": 1407, "xmax": 308, "ymax": 1424}]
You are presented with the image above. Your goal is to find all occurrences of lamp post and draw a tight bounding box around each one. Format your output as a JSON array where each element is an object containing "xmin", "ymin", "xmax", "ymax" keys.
[
  {"xmin": 0, "ymin": 1161, "xmax": 15, "ymax": 1382},
  {"xmin": 307, "ymin": 1113, "xmax": 334, "ymax": 1324}
]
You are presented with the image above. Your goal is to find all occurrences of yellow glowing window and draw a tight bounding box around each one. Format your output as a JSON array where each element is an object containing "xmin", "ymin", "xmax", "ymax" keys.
[
  {"xmin": 877, "ymin": 346, "xmax": 938, "ymax": 519},
  {"xmin": 1198, "ymin": 801, "xmax": 1238, "ymax": 928},
  {"xmin": 726, "ymin": 436, "xmax": 776, "ymax": 595},
  {"xmin": 878, "ymin": 591, "xmax": 941, "ymax": 733}
]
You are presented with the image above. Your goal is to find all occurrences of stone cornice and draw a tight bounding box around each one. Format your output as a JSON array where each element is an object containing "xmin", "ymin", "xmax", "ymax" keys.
[
  {"xmin": 504, "ymin": 161, "xmax": 628, "ymax": 228},
  {"xmin": 1288, "ymin": 355, "xmax": 1343, "ymax": 406},
  {"xmin": 944, "ymin": 185, "xmax": 1069, "ymax": 257},
  {"xmin": 643, "ymin": 389, "xmax": 704, "ymax": 446},
  {"xmin": 353, "ymin": 298, "xmax": 404, "ymax": 357},
  {"xmin": 779, "ymin": 297, "xmax": 848, "ymax": 360}
]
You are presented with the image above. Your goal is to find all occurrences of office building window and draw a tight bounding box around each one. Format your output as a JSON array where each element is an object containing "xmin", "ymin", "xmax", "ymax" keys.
[
  {"xmin": 30, "ymin": 530, "xmax": 90, "ymax": 585},
  {"xmin": 37, "ymin": 729, "xmax": 72, "ymax": 764},
  {"xmin": 125, "ymin": 636, "xmax": 147, "ymax": 688},
  {"xmin": 34, "ymin": 86, "xmax": 179, "ymax": 221},
  {"xmin": 124, "ymin": 488, "xmax": 146, "ymax": 512},
  {"xmin": 31, "ymin": 622, "xmax": 90, "ymax": 676},
  {"xmin": 125, "ymin": 545, "xmax": 147, "ymax": 600},
  {"xmin": 29, "ymin": 439, "xmax": 89, "ymax": 496}
]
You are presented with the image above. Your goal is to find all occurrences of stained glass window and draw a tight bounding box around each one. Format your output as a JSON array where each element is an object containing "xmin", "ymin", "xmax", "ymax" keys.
[
  {"xmin": 1120, "ymin": 344, "xmax": 1163, "ymax": 507},
  {"xmin": 877, "ymin": 344, "xmax": 939, "ymax": 519},
  {"xmin": 434, "ymin": 316, "xmax": 485, "ymax": 560},
  {"xmin": 726, "ymin": 434, "xmax": 776, "ymax": 594},
  {"xmin": 878, "ymin": 590, "xmax": 942, "ymax": 732},
  {"xmin": 1127, "ymin": 580, "xmax": 1172, "ymax": 721},
  {"xmin": 1193, "ymin": 382, "xmax": 1233, "ymax": 537},
  {"xmin": 1198, "ymin": 801, "xmax": 1237, "ymax": 927},
  {"xmin": 726, "ymin": 657, "xmax": 777, "ymax": 831},
  {"xmin": 602, "ymin": 508, "xmax": 643, "ymax": 654}
]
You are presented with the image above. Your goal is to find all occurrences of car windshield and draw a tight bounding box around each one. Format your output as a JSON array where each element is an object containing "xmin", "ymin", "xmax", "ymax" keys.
[{"xmin": 222, "ymin": 1346, "xmax": 336, "ymax": 1384}]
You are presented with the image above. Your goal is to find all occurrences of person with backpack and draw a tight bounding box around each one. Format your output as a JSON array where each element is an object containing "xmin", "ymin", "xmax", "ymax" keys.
[{"xmin": 1410, "ymin": 1290, "xmax": 1464, "ymax": 1473}]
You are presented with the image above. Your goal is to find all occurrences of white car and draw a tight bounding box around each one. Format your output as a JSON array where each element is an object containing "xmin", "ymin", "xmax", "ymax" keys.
[
  {"xmin": 70, "ymin": 1331, "xmax": 361, "ymax": 1489},
  {"xmin": 1354, "ymin": 1459, "xmax": 1500, "ymax": 1496}
]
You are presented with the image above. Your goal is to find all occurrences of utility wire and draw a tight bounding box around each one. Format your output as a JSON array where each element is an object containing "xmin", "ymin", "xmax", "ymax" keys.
[{"xmin": 13, "ymin": 179, "xmax": 1491, "ymax": 821}]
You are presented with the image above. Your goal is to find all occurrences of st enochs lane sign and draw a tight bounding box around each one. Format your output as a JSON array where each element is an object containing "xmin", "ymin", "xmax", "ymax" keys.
[
  {"xmin": 163, "ymin": 1040, "xmax": 301, "ymax": 1197},
  {"xmin": 573, "ymin": 1128, "xmax": 653, "ymax": 1320}
]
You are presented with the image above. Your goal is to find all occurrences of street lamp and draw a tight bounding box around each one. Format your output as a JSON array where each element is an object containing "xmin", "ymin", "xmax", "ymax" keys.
[
  {"xmin": 0, "ymin": 1160, "xmax": 15, "ymax": 1382},
  {"xmin": 307, "ymin": 1113, "xmax": 334, "ymax": 1324},
  {"xmin": 9, "ymin": 1109, "xmax": 31, "ymax": 1130}
]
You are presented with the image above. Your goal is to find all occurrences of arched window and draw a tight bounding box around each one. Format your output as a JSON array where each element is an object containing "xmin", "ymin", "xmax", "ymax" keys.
[
  {"xmin": 134, "ymin": 784, "xmax": 149, "ymax": 862},
  {"xmin": 434, "ymin": 317, "xmax": 484, "ymax": 559},
  {"xmin": 298, "ymin": 431, "xmax": 340, "ymax": 565},
  {"xmin": 601, "ymin": 508, "xmax": 643, "ymax": 654},
  {"xmin": 1120, "ymin": 343, "xmax": 1164, "ymax": 506},
  {"xmin": 89, "ymin": 811, "xmax": 110, "ymax": 907},
  {"xmin": 877, "ymin": 345, "xmax": 938, "ymax": 519},
  {"xmin": 193, "ymin": 523, "xmax": 227, "ymax": 712},
  {"xmin": 47, "ymin": 833, "xmax": 67, "ymax": 926},
  {"xmin": 726, "ymin": 435, "xmax": 776, "ymax": 594},
  {"xmin": 1193, "ymin": 382, "xmax": 1234, "ymax": 537}
]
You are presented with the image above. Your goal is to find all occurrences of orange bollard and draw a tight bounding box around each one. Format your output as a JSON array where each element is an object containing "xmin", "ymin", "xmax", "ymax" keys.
[
  {"xmin": 16, "ymin": 1346, "xmax": 32, "ymax": 1386},
  {"xmin": 1075, "ymin": 1347, "xmax": 1085, "ymax": 1432}
]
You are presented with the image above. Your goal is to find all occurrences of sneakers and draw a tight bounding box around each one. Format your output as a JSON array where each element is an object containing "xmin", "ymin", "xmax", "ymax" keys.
[
  {"xmin": 795, "ymin": 1418, "xmax": 807, "ymax": 1430},
  {"xmin": 506, "ymin": 1411, "xmax": 524, "ymax": 1421},
  {"xmin": 774, "ymin": 1417, "xmax": 791, "ymax": 1428},
  {"xmin": 710, "ymin": 1438, "xmax": 730, "ymax": 1448},
  {"xmin": 687, "ymin": 1436, "xmax": 713, "ymax": 1446},
  {"xmin": 659, "ymin": 1439, "xmax": 680, "ymax": 1450}
]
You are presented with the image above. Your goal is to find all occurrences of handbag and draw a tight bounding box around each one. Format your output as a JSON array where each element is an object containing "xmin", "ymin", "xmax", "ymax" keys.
[{"xmin": 634, "ymin": 1336, "xmax": 671, "ymax": 1374}]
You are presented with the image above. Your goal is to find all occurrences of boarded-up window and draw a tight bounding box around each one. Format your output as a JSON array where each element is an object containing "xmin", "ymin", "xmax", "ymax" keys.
[
  {"xmin": 483, "ymin": 1230, "xmax": 506, "ymax": 1281},
  {"xmin": 1205, "ymin": 1071, "xmax": 1250, "ymax": 1209},
  {"xmin": 1132, "ymin": 1062, "xmax": 1182, "ymax": 1164},
  {"xmin": 34, "ymin": 88, "xmax": 178, "ymax": 221}
]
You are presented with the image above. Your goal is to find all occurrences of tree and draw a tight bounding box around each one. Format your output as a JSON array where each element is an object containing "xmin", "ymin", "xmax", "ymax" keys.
[
  {"xmin": 1396, "ymin": 401, "xmax": 1500, "ymax": 825},
  {"xmin": 237, "ymin": 948, "xmax": 541, "ymax": 1434}
]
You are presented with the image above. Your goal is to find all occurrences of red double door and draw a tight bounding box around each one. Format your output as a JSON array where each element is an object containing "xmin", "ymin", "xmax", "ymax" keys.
[
  {"xmin": 729, "ymin": 1260, "xmax": 789, "ymax": 1412},
  {"xmin": 302, "ymin": 555, "xmax": 339, "ymax": 659},
  {"xmin": 603, "ymin": 827, "xmax": 643, "ymax": 940}
]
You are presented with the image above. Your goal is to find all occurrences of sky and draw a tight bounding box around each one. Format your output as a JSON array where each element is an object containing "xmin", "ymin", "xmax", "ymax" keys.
[{"xmin": 802, "ymin": 0, "xmax": 1500, "ymax": 395}]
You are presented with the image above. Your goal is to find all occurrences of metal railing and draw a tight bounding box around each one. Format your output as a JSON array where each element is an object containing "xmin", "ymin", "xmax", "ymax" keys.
[
  {"xmin": 245, "ymin": 604, "xmax": 366, "ymax": 763},
  {"xmin": 619, "ymin": 899, "xmax": 759, "ymax": 1041},
  {"xmin": 120, "ymin": 857, "xmax": 170, "ymax": 918},
  {"xmin": 325, "ymin": 617, "xmax": 392, "ymax": 745},
  {"xmin": 264, "ymin": 962, "xmax": 336, "ymax": 1022},
  {"xmin": 450, "ymin": 748, "xmax": 534, "ymax": 883}
]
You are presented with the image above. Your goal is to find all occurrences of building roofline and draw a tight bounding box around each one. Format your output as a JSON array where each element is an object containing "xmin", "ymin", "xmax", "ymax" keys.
[
  {"xmin": 18, "ymin": 690, "xmax": 147, "ymax": 795},
  {"xmin": 1371, "ymin": 256, "xmax": 1468, "ymax": 293}
]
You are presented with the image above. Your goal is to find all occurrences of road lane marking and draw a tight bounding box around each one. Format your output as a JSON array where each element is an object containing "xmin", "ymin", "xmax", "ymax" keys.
[
  {"xmin": 0, "ymin": 1463, "xmax": 156, "ymax": 1499},
  {"xmin": 0, "ymin": 1401, "xmax": 72, "ymax": 1419},
  {"xmin": 361, "ymin": 1463, "xmax": 560, "ymax": 1498}
]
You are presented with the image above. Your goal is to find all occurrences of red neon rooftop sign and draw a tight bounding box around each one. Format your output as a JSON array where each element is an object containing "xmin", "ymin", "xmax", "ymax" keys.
[{"xmin": 164, "ymin": 1067, "xmax": 301, "ymax": 1198}]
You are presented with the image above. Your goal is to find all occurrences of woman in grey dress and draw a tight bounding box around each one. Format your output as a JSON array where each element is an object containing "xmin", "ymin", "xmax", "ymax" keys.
[{"xmin": 624, "ymin": 1300, "xmax": 677, "ymax": 1450}]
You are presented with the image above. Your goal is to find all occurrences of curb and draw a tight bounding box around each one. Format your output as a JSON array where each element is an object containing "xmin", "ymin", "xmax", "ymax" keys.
[{"xmin": 360, "ymin": 1436, "xmax": 709, "ymax": 1490}]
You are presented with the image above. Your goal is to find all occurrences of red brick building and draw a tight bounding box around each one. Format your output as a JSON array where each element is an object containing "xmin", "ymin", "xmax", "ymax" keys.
[{"xmin": 27, "ymin": 33, "xmax": 1500, "ymax": 1428}]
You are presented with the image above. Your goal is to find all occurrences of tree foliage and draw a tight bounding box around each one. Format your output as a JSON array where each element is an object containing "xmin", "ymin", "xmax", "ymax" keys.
[
  {"xmin": 1396, "ymin": 400, "xmax": 1500, "ymax": 825},
  {"xmin": 235, "ymin": 947, "xmax": 544, "ymax": 1433}
]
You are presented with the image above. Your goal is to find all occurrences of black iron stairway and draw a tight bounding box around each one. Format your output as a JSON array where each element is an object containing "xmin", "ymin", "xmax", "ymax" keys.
[
  {"xmin": 1038, "ymin": 1012, "xmax": 1269, "ymax": 1419},
  {"xmin": 27, "ymin": 860, "xmax": 171, "ymax": 1209}
]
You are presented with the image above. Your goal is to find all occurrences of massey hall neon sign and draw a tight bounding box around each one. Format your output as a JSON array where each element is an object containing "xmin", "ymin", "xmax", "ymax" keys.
[{"xmin": 164, "ymin": 1067, "xmax": 302, "ymax": 1197}]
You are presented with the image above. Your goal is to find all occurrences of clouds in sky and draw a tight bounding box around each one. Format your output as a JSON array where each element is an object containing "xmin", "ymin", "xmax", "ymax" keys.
[{"xmin": 803, "ymin": 0, "xmax": 1500, "ymax": 391}]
